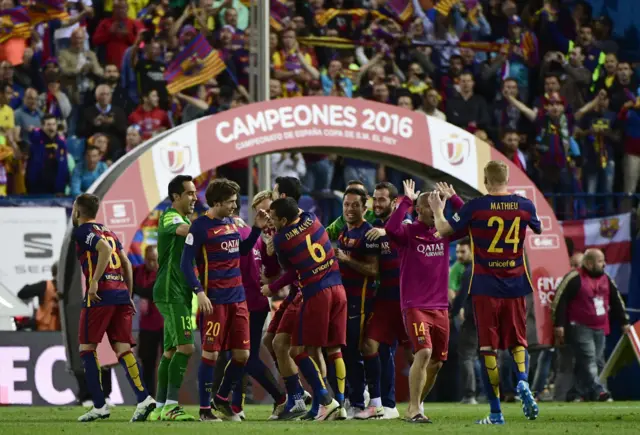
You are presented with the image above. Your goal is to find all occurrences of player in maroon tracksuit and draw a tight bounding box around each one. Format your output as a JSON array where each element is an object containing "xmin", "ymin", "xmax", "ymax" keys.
[{"xmin": 72, "ymin": 193, "xmax": 155, "ymax": 423}]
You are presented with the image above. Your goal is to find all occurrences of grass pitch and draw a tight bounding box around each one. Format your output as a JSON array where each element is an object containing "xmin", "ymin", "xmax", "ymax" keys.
[{"xmin": 1, "ymin": 403, "xmax": 639, "ymax": 434}]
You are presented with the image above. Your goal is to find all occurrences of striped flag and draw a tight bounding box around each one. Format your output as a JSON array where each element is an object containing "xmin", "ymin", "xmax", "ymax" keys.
[
  {"xmin": 28, "ymin": 0, "xmax": 68, "ymax": 26},
  {"xmin": 379, "ymin": 0, "xmax": 414, "ymax": 23},
  {"xmin": 560, "ymin": 212, "xmax": 632, "ymax": 293},
  {"xmin": 270, "ymin": 0, "xmax": 290, "ymax": 31},
  {"xmin": 0, "ymin": 7, "xmax": 31, "ymax": 44},
  {"xmin": 163, "ymin": 34, "xmax": 226, "ymax": 95}
]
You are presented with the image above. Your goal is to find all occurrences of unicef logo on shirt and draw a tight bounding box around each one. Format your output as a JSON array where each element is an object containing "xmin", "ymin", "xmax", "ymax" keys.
[
  {"xmin": 440, "ymin": 134, "xmax": 471, "ymax": 166},
  {"xmin": 160, "ymin": 142, "xmax": 192, "ymax": 174}
]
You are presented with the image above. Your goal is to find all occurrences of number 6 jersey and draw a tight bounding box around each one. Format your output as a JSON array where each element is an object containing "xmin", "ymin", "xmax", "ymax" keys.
[
  {"xmin": 73, "ymin": 223, "xmax": 130, "ymax": 307},
  {"xmin": 273, "ymin": 211, "xmax": 343, "ymax": 300},
  {"xmin": 447, "ymin": 194, "xmax": 542, "ymax": 298}
]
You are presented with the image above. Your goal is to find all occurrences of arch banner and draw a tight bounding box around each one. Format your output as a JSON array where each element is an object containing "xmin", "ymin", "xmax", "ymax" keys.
[{"xmin": 62, "ymin": 97, "xmax": 568, "ymax": 369}]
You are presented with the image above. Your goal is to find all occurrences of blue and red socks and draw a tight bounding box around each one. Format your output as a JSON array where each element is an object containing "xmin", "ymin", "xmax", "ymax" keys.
[
  {"xmin": 118, "ymin": 350, "xmax": 148, "ymax": 403},
  {"xmin": 363, "ymin": 352, "xmax": 382, "ymax": 407},
  {"xmin": 217, "ymin": 358, "xmax": 246, "ymax": 400},
  {"xmin": 284, "ymin": 373, "xmax": 304, "ymax": 408},
  {"xmin": 480, "ymin": 350, "xmax": 502, "ymax": 414},
  {"xmin": 294, "ymin": 352, "xmax": 331, "ymax": 405},
  {"xmin": 80, "ymin": 350, "xmax": 105, "ymax": 409},
  {"xmin": 199, "ymin": 357, "xmax": 216, "ymax": 409}
]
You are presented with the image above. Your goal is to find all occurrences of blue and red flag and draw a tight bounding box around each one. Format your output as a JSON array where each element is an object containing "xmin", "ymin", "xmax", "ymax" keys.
[
  {"xmin": 0, "ymin": 6, "xmax": 31, "ymax": 44},
  {"xmin": 28, "ymin": 0, "xmax": 69, "ymax": 26},
  {"xmin": 163, "ymin": 33, "xmax": 226, "ymax": 95}
]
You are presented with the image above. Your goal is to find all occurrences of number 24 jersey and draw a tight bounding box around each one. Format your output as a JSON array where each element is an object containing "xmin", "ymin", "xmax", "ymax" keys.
[
  {"xmin": 447, "ymin": 194, "xmax": 542, "ymax": 298},
  {"xmin": 73, "ymin": 222, "xmax": 130, "ymax": 307}
]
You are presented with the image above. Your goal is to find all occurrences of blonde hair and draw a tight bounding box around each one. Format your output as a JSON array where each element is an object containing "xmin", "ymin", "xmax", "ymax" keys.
[
  {"xmin": 484, "ymin": 160, "xmax": 509, "ymax": 186},
  {"xmin": 252, "ymin": 190, "xmax": 273, "ymax": 209}
]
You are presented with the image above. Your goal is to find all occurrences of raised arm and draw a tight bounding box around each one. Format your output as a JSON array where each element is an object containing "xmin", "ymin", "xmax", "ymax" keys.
[{"xmin": 506, "ymin": 94, "xmax": 537, "ymax": 122}]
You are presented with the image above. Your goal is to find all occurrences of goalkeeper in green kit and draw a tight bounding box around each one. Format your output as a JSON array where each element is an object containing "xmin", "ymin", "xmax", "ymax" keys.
[{"xmin": 149, "ymin": 175, "xmax": 213, "ymax": 421}]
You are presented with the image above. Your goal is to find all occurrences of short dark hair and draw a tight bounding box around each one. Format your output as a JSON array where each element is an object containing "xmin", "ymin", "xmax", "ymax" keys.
[
  {"xmin": 275, "ymin": 176, "xmax": 302, "ymax": 202},
  {"xmin": 75, "ymin": 193, "xmax": 100, "ymax": 219},
  {"xmin": 343, "ymin": 186, "xmax": 367, "ymax": 206},
  {"xmin": 459, "ymin": 71, "xmax": 474, "ymax": 80},
  {"xmin": 205, "ymin": 178, "xmax": 240, "ymax": 207},
  {"xmin": 168, "ymin": 175, "xmax": 193, "ymax": 201},
  {"xmin": 457, "ymin": 237, "xmax": 471, "ymax": 247},
  {"xmin": 42, "ymin": 113, "xmax": 57, "ymax": 124},
  {"xmin": 86, "ymin": 146, "xmax": 101, "ymax": 155},
  {"xmin": 270, "ymin": 197, "xmax": 299, "ymax": 224},
  {"xmin": 502, "ymin": 128, "xmax": 519, "ymax": 137},
  {"xmin": 374, "ymin": 181, "xmax": 398, "ymax": 200},
  {"xmin": 346, "ymin": 179, "xmax": 365, "ymax": 187}
]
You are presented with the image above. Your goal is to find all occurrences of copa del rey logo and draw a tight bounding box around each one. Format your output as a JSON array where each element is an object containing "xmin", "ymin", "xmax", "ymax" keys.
[
  {"xmin": 440, "ymin": 134, "xmax": 470, "ymax": 166},
  {"xmin": 161, "ymin": 142, "xmax": 191, "ymax": 174}
]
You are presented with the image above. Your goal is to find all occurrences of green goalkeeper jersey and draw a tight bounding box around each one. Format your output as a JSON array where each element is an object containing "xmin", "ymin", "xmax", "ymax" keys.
[{"xmin": 153, "ymin": 208, "xmax": 192, "ymax": 305}]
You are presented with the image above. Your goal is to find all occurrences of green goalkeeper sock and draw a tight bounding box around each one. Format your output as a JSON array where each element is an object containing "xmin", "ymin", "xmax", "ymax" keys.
[
  {"xmin": 156, "ymin": 355, "xmax": 171, "ymax": 406},
  {"xmin": 167, "ymin": 352, "xmax": 191, "ymax": 403}
]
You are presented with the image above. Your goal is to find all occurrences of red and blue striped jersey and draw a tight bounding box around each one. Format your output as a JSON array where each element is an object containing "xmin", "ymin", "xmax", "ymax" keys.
[
  {"xmin": 373, "ymin": 218, "xmax": 401, "ymax": 300},
  {"xmin": 73, "ymin": 222, "xmax": 130, "ymax": 307},
  {"xmin": 273, "ymin": 212, "xmax": 342, "ymax": 299},
  {"xmin": 181, "ymin": 215, "xmax": 261, "ymax": 304},
  {"xmin": 338, "ymin": 221, "xmax": 380, "ymax": 299},
  {"xmin": 447, "ymin": 194, "xmax": 542, "ymax": 298}
]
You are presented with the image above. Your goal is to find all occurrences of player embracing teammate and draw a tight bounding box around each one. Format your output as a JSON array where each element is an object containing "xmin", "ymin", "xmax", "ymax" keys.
[{"xmin": 429, "ymin": 160, "xmax": 542, "ymax": 425}]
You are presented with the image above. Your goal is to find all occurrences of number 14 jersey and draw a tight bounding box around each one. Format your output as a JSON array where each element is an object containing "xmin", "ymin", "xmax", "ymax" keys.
[
  {"xmin": 73, "ymin": 222, "xmax": 130, "ymax": 307},
  {"xmin": 273, "ymin": 211, "xmax": 343, "ymax": 300},
  {"xmin": 447, "ymin": 194, "xmax": 542, "ymax": 298}
]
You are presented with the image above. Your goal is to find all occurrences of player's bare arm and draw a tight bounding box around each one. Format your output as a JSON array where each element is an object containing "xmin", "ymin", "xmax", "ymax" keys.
[
  {"xmin": 87, "ymin": 239, "xmax": 112, "ymax": 302},
  {"xmin": 428, "ymin": 191, "xmax": 455, "ymax": 237},
  {"xmin": 337, "ymin": 251, "xmax": 379, "ymax": 277}
]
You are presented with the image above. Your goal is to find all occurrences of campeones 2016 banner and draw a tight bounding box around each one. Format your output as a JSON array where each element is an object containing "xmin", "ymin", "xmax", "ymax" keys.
[{"xmin": 88, "ymin": 98, "xmax": 569, "ymax": 365}]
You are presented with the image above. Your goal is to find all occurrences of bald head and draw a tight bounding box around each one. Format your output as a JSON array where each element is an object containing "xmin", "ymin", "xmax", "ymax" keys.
[
  {"xmin": 583, "ymin": 249, "xmax": 605, "ymax": 276},
  {"xmin": 570, "ymin": 252, "xmax": 584, "ymax": 269},
  {"xmin": 144, "ymin": 245, "xmax": 158, "ymax": 271}
]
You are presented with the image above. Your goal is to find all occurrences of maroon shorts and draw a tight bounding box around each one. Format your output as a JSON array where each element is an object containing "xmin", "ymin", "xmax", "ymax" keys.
[
  {"xmin": 402, "ymin": 308, "xmax": 449, "ymax": 360},
  {"xmin": 276, "ymin": 293, "xmax": 302, "ymax": 335},
  {"xmin": 366, "ymin": 299, "xmax": 409, "ymax": 347},
  {"xmin": 78, "ymin": 304, "xmax": 135, "ymax": 345},
  {"xmin": 473, "ymin": 295, "xmax": 527, "ymax": 350},
  {"xmin": 266, "ymin": 298, "xmax": 289, "ymax": 334},
  {"xmin": 201, "ymin": 301, "xmax": 250, "ymax": 352},
  {"xmin": 294, "ymin": 285, "xmax": 347, "ymax": 348}
]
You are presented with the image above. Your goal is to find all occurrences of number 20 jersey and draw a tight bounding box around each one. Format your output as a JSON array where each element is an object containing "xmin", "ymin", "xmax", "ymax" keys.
[
  {"xmin": 273, "ymin": 211, "xmax": 343, "ymax": 299},
  {"xmin": 447, "ymin": 194, "xmax": 542, "ymax": 298},
  {"xmin": 73, "ymin": 222, "xmax": 130, "ymax": 307}
]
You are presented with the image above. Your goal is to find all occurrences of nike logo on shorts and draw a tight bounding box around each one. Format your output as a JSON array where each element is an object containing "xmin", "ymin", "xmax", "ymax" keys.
[
  {"xmin": 243, "ymin": 340, "xmax": 249, "ymax": 344},
  {"xmin": 214, "ymin": 229, "xmax": 224, "ymax": 234}
]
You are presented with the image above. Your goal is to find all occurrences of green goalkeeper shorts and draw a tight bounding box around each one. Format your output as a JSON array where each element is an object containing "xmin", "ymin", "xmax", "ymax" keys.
[{"xmin": 156, "ymin": 302, "xmax": 195, "ymax": 351}]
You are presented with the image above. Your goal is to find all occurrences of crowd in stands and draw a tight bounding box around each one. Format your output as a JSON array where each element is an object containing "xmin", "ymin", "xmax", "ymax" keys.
[{"xmin": 0, "ymin": 0, "xmax": 638, "ymax": 218}]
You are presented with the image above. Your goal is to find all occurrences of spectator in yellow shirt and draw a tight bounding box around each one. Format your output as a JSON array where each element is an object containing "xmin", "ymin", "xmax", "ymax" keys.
[{"xmin": 272, "ymin": 29, "xmax": 315, "ymax": 98}]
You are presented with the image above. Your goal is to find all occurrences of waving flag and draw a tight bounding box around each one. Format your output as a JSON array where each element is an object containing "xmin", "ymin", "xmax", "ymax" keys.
[
  {"xmin": 0, "ymin": 7, "xmax": 31, "ymax": 44},
  {"xmin": 270, "ymin": 0, "xmax": 290, "ymax": 31},
  {"xmin": 163, "ymin": 33, "xmax": 226, "ymax": 95},
  {"xmin": 561, "ymin": 212, "xmax": 632, "ymax": 293},
  {"xmin": 379, "ymin": 0, "xmax": 414, "ymax": 23},
  {"xmin": 28, "ymin": 0, "xmax": 69, "ymax": 26}
]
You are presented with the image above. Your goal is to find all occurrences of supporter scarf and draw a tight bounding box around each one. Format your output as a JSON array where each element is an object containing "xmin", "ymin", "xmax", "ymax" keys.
[
  {"xmin": 164, "ymin": 33, "xmax": 226, "ymax": 95},
  {"xmin": 0, "ymin": 7, "xmax": 31, "ymax": 44},
  {"xmin": 281, "ymin": 50, "xmax": 302, "ymax": 94},
  {"xmin": 314, "ymin": 8, "xmax": 386, "ymax": 27},
  {"xmin": 591, "ymin": 117, "xmax": 610, "ymax": 169},
  {"xmin": 45, "ymin": 91, "xmax": 62, "ymax": 119},
  {"xmin": 500, "ymin": 32, "xmax": 539, "ymax": 79},
  {"xmin": 28, "ymin": 0, "xmax": 69, "ymax": 26}
]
